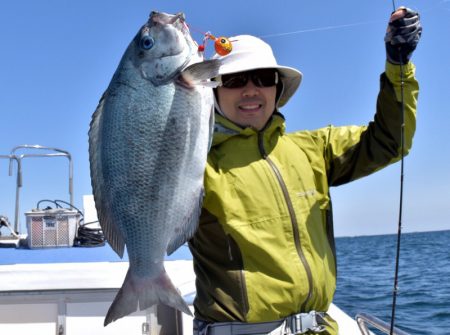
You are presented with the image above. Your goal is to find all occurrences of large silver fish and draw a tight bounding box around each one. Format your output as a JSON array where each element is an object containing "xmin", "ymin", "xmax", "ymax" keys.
[{"xmin": 88, "ymin": 11, "xmax": 219, "ymax": 326}]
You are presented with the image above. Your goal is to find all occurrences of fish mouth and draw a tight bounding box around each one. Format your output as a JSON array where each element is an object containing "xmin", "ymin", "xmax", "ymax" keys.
[
  {"xmin": 149, "ymin": 12, "xmax": 190, "ymax": 40},
  {"xmin": 146, "ymin": 11, "xmax": 190, "ymax": 59},
  {"xmin": 149, "ymin": 11, "xmax": 185, "ymax": 26},
  {"xmin": 159, "ymin": 49, "xmax": 185, "ymax": 59}
]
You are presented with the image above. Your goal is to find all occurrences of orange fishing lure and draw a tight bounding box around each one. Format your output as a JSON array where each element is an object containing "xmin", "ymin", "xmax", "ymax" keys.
[
  {"xmin": 198, "ymin": 32, "xmax": 233, "ymax": 56},
  {"xmin": 210, "ymin": 35, "xmax": 233, "ymax": 55}
]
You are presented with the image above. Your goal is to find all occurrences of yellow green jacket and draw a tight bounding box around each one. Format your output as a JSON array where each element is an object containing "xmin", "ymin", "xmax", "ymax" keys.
[{"xmin": 189, "ymin": 62, "xmax": 418, "ymax": 334}]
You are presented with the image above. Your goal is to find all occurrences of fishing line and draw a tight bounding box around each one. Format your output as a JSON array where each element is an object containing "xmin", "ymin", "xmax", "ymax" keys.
[
  {"xmin": 259, "ymin": 20, "xmax": 380, "ymax": 39},
  {"xmin": 389, "ymin": 2, "xmax": 406, "ymax": 335},
  {"xmin": 190, "ymin": 18, "xmax": 382, "ymax": 51}
]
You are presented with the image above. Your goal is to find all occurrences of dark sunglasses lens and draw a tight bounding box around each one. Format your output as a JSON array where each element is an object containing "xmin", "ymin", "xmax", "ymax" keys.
[
  {"xmin": 221, "ymin": 73, "xmax": 248, "ymax": 88},
  {"xmin": 252, "ymin": 70, "xmax": 277, "ymax": 87}
]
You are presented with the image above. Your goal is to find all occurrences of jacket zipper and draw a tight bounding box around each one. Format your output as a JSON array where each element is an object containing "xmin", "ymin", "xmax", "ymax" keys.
[
  {"xmin": 226, "ymin": 234, "xmax": 250, "ymax": 316},
  {"xmin": 258, "ymin": 131, "xmax": 314, "ymax": 311}
]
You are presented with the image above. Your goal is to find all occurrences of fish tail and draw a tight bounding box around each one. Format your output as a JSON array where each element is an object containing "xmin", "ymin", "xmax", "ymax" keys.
[{"xmin": 104, "ymin": 268, "xmax": 192, "ymax": 326}]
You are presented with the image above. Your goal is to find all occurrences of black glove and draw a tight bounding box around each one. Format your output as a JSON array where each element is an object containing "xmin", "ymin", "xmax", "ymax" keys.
[{"xmin": 385, "ymin": 7, "xmax": 422, "ymax": 64}]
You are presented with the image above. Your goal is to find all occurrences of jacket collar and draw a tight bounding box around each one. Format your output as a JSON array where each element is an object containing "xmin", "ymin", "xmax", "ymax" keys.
[{"xmin": 212, "ymin": 111, "xmax": 286, "ymax": 147}]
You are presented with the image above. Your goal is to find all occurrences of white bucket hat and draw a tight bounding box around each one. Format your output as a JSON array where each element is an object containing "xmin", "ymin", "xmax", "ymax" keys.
[{"xmin": 212, "ymin": 35, "xmax": 302, "ymax": 107}]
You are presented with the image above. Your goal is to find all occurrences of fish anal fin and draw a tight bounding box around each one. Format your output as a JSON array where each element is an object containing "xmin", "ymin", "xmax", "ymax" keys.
[{"xmin": 102, "ymin": 215, "xmax": 126, "ymax": 258}]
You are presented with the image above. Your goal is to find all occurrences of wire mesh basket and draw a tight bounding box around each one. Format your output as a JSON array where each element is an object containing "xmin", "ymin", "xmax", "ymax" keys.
[{"xmin": 25, "ymin": 209, "xmax": 80, "ymax": 248}]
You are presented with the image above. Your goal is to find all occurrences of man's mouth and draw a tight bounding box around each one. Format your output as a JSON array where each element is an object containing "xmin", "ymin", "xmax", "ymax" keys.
[{"xmin": 239, "ymin": 104, "xmax": 262, "ymax": 111}]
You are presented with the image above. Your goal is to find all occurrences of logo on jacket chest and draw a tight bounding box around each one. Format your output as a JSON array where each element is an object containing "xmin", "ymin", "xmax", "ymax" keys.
[{"xmin": 296, "ymin": 189, "xmax": 316, "ymax": 198}]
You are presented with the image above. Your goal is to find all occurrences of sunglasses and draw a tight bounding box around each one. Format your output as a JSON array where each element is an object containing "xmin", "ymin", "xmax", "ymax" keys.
[{"xmin": 216, "ymin": 69, "xmax": 279, "ymax": 89}]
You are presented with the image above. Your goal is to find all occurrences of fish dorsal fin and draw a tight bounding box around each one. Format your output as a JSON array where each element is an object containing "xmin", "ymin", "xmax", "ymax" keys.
[{"xmin": 88, "ymin": 91, "xmax": 126, "ymax": 257}]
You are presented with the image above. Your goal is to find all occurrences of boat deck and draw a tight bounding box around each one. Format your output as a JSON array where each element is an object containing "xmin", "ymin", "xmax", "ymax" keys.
[{"xmin": 0, "ymin": 244, "xmax": 366, "ymax": 334}]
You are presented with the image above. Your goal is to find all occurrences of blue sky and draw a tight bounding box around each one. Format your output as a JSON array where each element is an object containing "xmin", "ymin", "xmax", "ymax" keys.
[{"xmin": 0, "ymin": 0, "xmax": 448, "ymax": 237}]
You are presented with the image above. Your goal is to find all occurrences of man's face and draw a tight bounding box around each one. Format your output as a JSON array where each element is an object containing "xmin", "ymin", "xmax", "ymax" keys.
[{"xmin": 216, "ymin": 69, "xmax": 278, "ymax": 130}]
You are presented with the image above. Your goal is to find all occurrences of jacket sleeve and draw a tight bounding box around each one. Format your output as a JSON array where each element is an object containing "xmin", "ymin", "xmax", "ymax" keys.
[{"xmin": 316, "ymin": 61, "xmax": 418, "ymax": 186}]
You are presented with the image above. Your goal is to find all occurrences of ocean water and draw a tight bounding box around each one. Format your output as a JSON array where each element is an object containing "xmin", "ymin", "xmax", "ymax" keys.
[{"xmin": 333, "ymin": 230, "xmax": 450, "ymax": 335}]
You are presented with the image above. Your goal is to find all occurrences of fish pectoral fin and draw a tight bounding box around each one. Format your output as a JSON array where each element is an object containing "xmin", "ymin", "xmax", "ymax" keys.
[
  {"xmin": 208, "ymin": 104, "xmax": 215, "ymax": 151},
  {"xmin": 166, "ymin": 189, "xmax": 204, "ymax": 255},
  {"xmin": 181, "ymin": 59, "xmax": 223, "ymax": 85}
]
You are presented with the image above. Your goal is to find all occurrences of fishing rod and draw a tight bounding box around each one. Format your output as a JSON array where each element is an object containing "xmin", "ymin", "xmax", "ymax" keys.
[{"xmin": 389, "ymin": 1, "xmax": 406, "ymax": 334}]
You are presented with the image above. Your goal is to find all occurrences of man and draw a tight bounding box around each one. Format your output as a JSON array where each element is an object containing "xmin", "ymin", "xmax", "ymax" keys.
[{"xmin": 189, "ymin": 7, "xmax": 422, "ymax": 335}]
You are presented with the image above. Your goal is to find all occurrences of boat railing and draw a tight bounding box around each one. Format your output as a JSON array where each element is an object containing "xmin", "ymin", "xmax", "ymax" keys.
[
  {"xmin": 355, "ymin": 313, "xmax": 410, "ymax": 335},
  {"xmin": 0, "ymin": 154, "xmax": 20, "ymax": 235},
  {"xmin": 1, "ymin": 145, "xmax": 73, "ymax": 235}
]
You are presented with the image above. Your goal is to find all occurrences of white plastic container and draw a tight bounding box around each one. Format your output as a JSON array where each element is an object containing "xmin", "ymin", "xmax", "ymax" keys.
[{"xmin": 25, "ymin": 209, "xmax": 80, "ymax": 248}]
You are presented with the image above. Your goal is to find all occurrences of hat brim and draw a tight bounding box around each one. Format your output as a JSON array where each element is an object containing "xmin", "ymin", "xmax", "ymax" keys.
[{"xmin": 275, "ymin": 66, "xmax": 302, "ymax": 107}]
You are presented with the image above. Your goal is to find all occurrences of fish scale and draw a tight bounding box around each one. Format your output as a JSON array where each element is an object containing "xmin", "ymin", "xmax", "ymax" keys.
[{"xmin": 88, "ymin": 11, "xmax": 219, "ymax": 326}]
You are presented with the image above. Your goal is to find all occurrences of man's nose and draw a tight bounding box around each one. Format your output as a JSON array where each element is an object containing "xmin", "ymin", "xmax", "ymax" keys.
[{"xmin": 242, "ymin": 80, "xmax": 260, "ymax": 96}]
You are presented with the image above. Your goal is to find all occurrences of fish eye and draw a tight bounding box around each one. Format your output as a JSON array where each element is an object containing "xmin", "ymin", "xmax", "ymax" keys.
[{"xmin": 140, "ymin": 35, "xmax": 155, "ymax": 50}]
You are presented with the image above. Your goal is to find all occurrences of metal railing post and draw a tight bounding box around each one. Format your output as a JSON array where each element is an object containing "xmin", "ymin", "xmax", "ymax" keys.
[
  {"xmin": 0, "ymin": 154, "xmax": 20, "ymax": 234},
  {"xmin": 355, "ymin": 313, "xmax": 410, "ymax": 335}
]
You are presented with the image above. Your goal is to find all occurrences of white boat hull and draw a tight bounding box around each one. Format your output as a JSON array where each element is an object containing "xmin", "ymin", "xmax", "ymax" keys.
[{"xmin": 0, "ymin": 261, "xmax": 364, "ymax": 334}]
